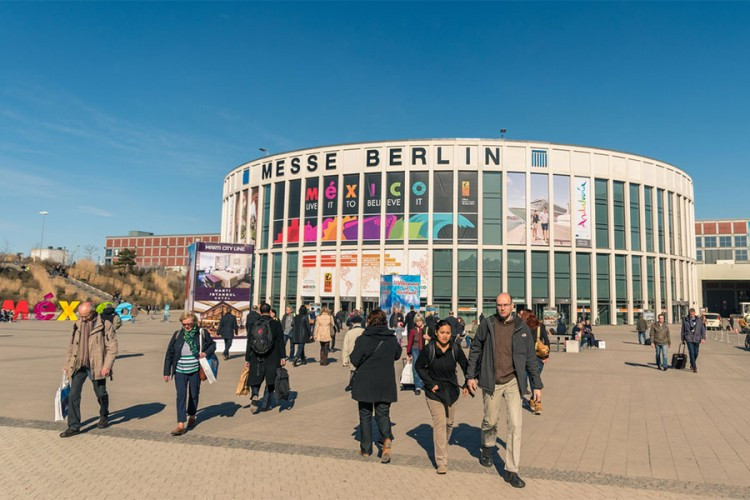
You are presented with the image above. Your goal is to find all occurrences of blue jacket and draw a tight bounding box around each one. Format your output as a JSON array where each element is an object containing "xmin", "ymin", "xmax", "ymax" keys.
[{"xmin": 681, "ymin": 316, "xmax": 706, "ymax": 343}]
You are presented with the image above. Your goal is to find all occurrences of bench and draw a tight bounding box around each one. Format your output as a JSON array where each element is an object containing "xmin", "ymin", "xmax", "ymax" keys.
[{"xmin": 552, "ymin": 334, "xmax": 572, "ymax": 352}]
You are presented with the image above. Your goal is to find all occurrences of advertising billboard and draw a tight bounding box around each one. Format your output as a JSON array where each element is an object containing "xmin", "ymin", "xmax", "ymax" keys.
[
  {"xmin": 341, "ymin": 174, "xmax": 359, "ymax": 243},
  {"xmin": 301, "ymin": 252, "xmax": 318, "ymax": 295},
  {"xmin": 408, "ymin": 171, "xmax": 429, "ymax": 240},
  {"xmin": 553, "ymin": 175, "xmax": 571, "ymax": 246},
  {"xmin": 506, "ymin": 172, "xmax": 527, "ymax": 245},
  {"xmin": 380, "ymin": 274, "xmax": 421, "ymax": 311},
  {"xmin": 530, "ymin": 173, "xmax": 549, "ymax": 245},
  {"xmin": 574, "ymin": 176, "xmax": 591, "ymax": 247},
  {"xmin": 363, "ymin": 172, "xmax": 382, "ymax": 243},
  {"xmin": 457, "ymin": 171, "xmax": 478, "ymax": 243},
  {"xmin": 433, "ymin": 171, "xmax": 453, "ymax": 242},
  {"xmin": 321, "ymin": 175, "xmax": 338, "ymax": 243},
  {"xmin": 304, "ymin": 177, "xmax": 319, "ymax": 244},
  {"xmin": 386, "ymin": 172, "xmax": 405, "ymax": 242}
]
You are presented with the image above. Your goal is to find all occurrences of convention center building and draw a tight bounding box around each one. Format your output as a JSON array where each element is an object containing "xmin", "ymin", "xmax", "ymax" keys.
[{"xmin": 221, "ymin": 139, "xmax": 697, "ymax": 326}]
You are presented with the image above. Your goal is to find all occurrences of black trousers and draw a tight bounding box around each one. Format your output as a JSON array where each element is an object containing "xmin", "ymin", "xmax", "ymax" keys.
[
  {"xmin": 358, "ymin": 401, "xmax": 393, "ymax": 454},
  {"xmin": 68, "ymin": 368, "xmax": 109, "ymax": 430},
  {"xmin": 222, "ymin": 336, "xmax": 233, "ymax": 357}
]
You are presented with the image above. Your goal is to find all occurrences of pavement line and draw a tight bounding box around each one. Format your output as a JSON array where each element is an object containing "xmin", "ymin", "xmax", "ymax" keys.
[{"xmin": 2, "ymin": 416, "xmax": 747, "ymax": 498}]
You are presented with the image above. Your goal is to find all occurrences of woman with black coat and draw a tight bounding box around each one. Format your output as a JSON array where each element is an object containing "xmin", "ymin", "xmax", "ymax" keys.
[
  {"xmin": 350, "ymin": 309, "xmax": 402, "ymax": 463},
  {"xmin": 163, "ymin": 312, "xmax": 216, "ymax": 436},
  {"xmin": 291, "ymin": 305, "xmax": 312, "ymax": 366},
  {"xmin": 414, "ymin": 319, "xmax": 468, "ymax": 474}
]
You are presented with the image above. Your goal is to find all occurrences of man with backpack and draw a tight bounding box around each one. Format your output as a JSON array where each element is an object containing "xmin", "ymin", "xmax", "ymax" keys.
[
  {"xmin": 245, "ymin": 304, "xmax": 261, "ymax": 337},
  {"xmin": 245, "ymin": 304, "xmax": 286, "ymax": 413}
]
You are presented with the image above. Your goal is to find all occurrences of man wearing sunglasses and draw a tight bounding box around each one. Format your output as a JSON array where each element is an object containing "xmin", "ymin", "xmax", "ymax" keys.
[{"xmin": 466, "ymin": 293, "xmax": 542, "ymax": 489}]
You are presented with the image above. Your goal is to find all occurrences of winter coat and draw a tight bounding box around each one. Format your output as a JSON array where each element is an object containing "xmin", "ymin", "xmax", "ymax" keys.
[
  {"xmin": 407, "ymin": 326, "xmax": 426, "ymax": 352},
  {"xmin": 350, "ymin": 325, "xmax": 402, "ymax": 403},
  {"xmin": 466, "ymin": 314, "xmax": 543, "ymax": 397},
  {"xmin": 245, "ymin": 310, "xmax": 261, "ymax": 336},
  {"xmin": 281, "ymin": 313, "xmax": 295, "ymax": 335},
  {"xmin": 342, "ymin": 323, "xmax": 364, "ymax": 371},
  {"xmin": 650, "ymin": 322, "xmax": 671, "ymax": 346},
  {"xmin": 314, "ymin": 313, "xmax": 334, "ymax": 342},
  {"xmin": 636, "ymin": 318, "xmax": 648, "ymax": 332},
  {"xmin": 163, "ymin": 328, "xmax": 216, "ymax": 377},
  {"xmin": 245, "ymin": 316, "xmax": 285, "ymax": 386},
  {"xmin": 681, "ymin": 316, "xmax": 706, "ymax": 343},
  {"xmin": 65, "ymin": 315, "xmax": 118, "ymax": 380},
  {"xmin": 291, "ymin": 313, "xmax": 312, "ymax": 344},
  {"xmin": 217, "ymin": 312, "xmax": 238, "ymax": 340}
]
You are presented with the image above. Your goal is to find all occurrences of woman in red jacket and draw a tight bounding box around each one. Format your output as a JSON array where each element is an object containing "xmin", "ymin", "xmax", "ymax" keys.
[{"xmin": 407, "ymin": 314, "xmax": 428, "ymax": 395}]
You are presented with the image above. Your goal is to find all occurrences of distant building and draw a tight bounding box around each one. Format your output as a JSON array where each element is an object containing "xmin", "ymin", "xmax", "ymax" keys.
[
  {"xmin": 104, "ymin": 230, "xmax": 220, "ymax": 270},
  {"xmin": 695, "ymin": 219, "xmax": 750, "ymax": 316},
  {"xmin": 31, "ymin": 247, "xmax": 70, "ymax": 265}
]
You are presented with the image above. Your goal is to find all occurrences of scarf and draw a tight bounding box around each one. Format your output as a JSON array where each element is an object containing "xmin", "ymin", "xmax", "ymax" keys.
[{"xmin": 182, "ymin": 326, "xmax": 200, "ymax": 356}]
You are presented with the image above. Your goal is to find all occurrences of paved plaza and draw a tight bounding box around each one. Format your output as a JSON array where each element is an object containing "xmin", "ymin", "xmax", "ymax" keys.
[{"xmin": 1, "ymin": 317, "xmax": 749, "ymax": 499}]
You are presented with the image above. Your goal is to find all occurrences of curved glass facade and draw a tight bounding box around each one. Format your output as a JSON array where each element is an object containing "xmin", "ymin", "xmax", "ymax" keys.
[{"xmin": 222, "ymin": 139, "xmax": 697, "ymax": 325}]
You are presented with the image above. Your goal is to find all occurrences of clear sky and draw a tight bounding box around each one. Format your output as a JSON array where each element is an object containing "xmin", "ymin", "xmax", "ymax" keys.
[{"xmin": 1, "ymin": 2, "xmax": 749, "ymax": 260}]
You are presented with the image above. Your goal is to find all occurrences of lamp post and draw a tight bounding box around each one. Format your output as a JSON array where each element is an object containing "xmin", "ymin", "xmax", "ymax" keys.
[
  {"xmin": 259, "ymin": 147, "xmax": 269, "ymax": 156},
  {"xmin": 37, "ymin": 211, "xmax": 49, "ymax": 261}
]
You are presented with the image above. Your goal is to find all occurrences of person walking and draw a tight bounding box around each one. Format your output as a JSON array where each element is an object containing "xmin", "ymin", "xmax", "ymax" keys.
[
  {"xmin": 342, "ymin": 313, "xmax": 365, "ymax": 391},
  {"xmin": 445, "ymin": 311, "xmax": 459, "ymax": 342},
  {"xmin": 466, "ymin": 293, "xmax": 543, "ymax": 489},
  {"xmin": 681, "ymin": 308, "xmax": 706, "ymax": 373},
  {"xmin": 414, "ymin": 319, "xmax": 469, "ymax": 474},
  {"xmin": 522, "ymin": 310, "xmax": 550, "ymax": 415},
  {"xmin": 404, "ymin": 305, "xmax": 416, "ymax": 334},
  {"xmin": 407, "ymin": 314, "xmax": 427, "ymax": 395},
  {"xmin": 350, "ymin": 309, "xmax": 402, "ymax": 463},
  {"xmin": 335, "ymin": 307, "xmax": 348, "ymax": 352},
  {"xmin": 245, "ymin": 305, "xmax": 261, "ymax": 337},
  {"xmin": 314, "ymin": 307, "xmax": 335, "ymax": 366},
  {"xmin": 60, "ymin": 302, "xmax": 118, "ymax": 438},
  {"xmin": 217, "ymin": 310, "xmax": 238, "ymax": 360},
  {"xmin": 245, "ymin": 304, "xmax": 286, "ymax": 413},
  {"xmin": 163, "ymin": 303, "xmax": 170, "ymax": 322},
  {"xmin": 163, "ymin": 312, "xmax": 215, "ymax": 436},
  {"xmin": 650, "ymin": 313, "xmax": 671, "ymax": 371},
  {"xmin": 281, "ymin": 306, "xmax": 295, "ymax": 360},
  {"xmin": 388, "ymin": 306, "xmax": 404, "ymax": 329},
  {"xmin": 291, "ymin": 305, "xmax": 312, "ymax": 366},
  {"xmin": 636, "ymin": 315, "xmax": 648, "ymax": 345}
]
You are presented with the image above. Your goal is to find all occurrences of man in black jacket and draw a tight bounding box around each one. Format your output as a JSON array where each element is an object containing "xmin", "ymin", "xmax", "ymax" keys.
[
  {"xmin": 245, "ymin": 304, "xmax": 261, "ymax": 337},
  {"xmin": 466, "ymin": 293, "xmax": 542, "ymax": 489},
  {"xmin": 217, "ymin": 310, "xmax": 238, "ymax": 360},
  {"xmin": 245, "ymin": 304, "xmax": 286, "ymax": 413},
  {"xmin": 404, "ymin": 306, "xmax": 416, "ymax": 333}
]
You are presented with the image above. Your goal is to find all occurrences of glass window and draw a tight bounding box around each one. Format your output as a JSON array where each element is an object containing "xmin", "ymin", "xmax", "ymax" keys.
[
  {"xmin": 576, "ymin": 253, "xmax": 591, "ymax": 300},
  {"xmin": 667, "ymin": 194, "xmax": 674, "ymax": 253},
  {"xmin": 659, "ymin": 258, "xmax": 667, "ymax": 305},
  {"xmin": 433, "ymin": 250, "xmax": 453, "ymax": 300},
  {"xmin": 719, "ymin": 236, "xmax": 732, "ymax": 247},
  {"xmin": 273, "ymin": 182, "xmax": 285, "ymax": 247},
  {"xmin": 482, "ymin": 250, "xmax": 502, "ymax": 302},
  {"xmin": 554, "ymin": 253, "xmax": 571, "ymax": 300},
  {"xmin": 272, "ymin": 253, "xmax": 282, "ymax": 306},
  {"xmin": 670, "ymin": 259, "xmax": 676, "ymax": 300},
  {"xmin": 483, "ymin": 172, "xmax": 502, "ymax": 245},
  {"xmin": 735, "ymin": 236, "xmax": 747, "ymax": 247},
  {"xmin": 696, "ymin": 250, "xmax": 703, "ymax": 262},
  {"xmin": 531, "ymin": 252, "xmax": 548, "ymax": 299},
  {"xmin": 736, "ymin": 249, "xmax": 748, "ymax": 262},
  {"xmin": 457, "ymin": 250, "xmax": 477, "ymax": 299},
  {"xmin": 613, "ymin": 182, "xmax": 625, "ymax": 250},
  {"xmin": 632, "ymin": 256, "xmax": 642, "ymax": 301},
  {"xmin": 595, "ymin": 179, "xmax": 609, "ymax": 249},
  {"xmin": 647, "ymin": 257, "xmax": 655, "ymax": 303},
  {"xmin": 696, "ymin": 237, "xmax": 702, "ymax": 248},
  {"xmin": 629, "ymin": 184, "xmax": 641, "ymax": 251},
  {"xmin": 261, "ymin": 185, "xmax": 271, "ymax": 249},
  {"xmin": 657, "ymin": 189, "xmax": 665, "ymax": 253},
  {"xmin": 286, "ymin": 252, "xmax": 298, "ymax": 301},
  {"xmin": 507, "ymin": 250, "xmax": 526, "ymax": 301},
  {"xmin": 259, "ymin": 253, "xmax": 268, "ymax": 301},
  {"xmin": 596, "ymin": 254, "xmax": 610, "ymax": 301},
  {"xmin": 615, "ymin": 255, "xmax": 626, "ymax": 301},
  {"xmin": 644, "ymin": 187, "xmax": 654, "ymax": 252},
  {"xmin": 704, "ymin": 236, "xmax": 716, "ymax": 247}
]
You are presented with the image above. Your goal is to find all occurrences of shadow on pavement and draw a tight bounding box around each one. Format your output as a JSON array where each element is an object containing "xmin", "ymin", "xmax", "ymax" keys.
[
  {"xmin": 115, "ymin": 353, "xmax": 145, "ymax": 360},
  {"xmin": 81, "ymin": 402, "xmax": 166, "ymax": 430},
  {"xmin": 197, "ymin": 401, "xmax": 242, "ymax": 422},
  {"xmin": 624, "ymin": 361, "xmax": 659, "ymax": 369}
]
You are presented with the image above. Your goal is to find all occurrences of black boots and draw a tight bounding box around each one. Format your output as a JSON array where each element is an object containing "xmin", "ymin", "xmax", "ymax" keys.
[
  {"xmin": 479, "ymin": 446, "xmax": 493, "ymax": 468},
  {"xmin": 505, "ymin": 471, "xmax": 526, "ymax": 488}
]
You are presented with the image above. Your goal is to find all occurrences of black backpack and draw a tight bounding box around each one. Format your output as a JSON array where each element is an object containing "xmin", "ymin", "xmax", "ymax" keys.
[
  {"xmin": 250, "ymin": 316, "xmax": 273, "ymax": 355},
  {"xmin": 427, "ymin": 340, "xmax": 461, "ymax": 364}
]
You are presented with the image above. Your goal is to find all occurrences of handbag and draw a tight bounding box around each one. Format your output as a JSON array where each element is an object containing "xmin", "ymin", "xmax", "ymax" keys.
[
  {"xmin": 54, "ymin": 372, "xmax": 71, "ymax": 422},
  {"xmin": 198, "ymin": 329, "xmax": 218, "ymax": 384},
  {"xmin": 275, "ymin": 367, "xmax": 291, "ymax": 401},
  {"xmin": 236, "ymin": 366, "xmax": 250, "ymax": 396},
  {"xmin": 535, "ymin": 326, "xmax": 550, "ymax": 359}
]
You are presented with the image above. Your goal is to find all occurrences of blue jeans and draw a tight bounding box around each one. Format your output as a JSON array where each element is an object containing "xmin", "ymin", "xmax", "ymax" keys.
[
  {"xmin": 526, "ymin": 358, "xmax": 544, "ymax": 393},
  {"xmin": 283, "ymin": 334, "xmax": 292, "ymax": 358},
  {"xmin": 410, "ymin": 347, "xmax": 423, "ymax": 389},
  {"xmin": 292, "ymin": 343, "xmax": 306, "ymax": 362},
  {"xmin": 465, "ymin": 336, "xmax": 472, "ymax": 350},
  {"xmin": 655, "ymin": 344, "xmax": 668, "ymax": 369},
  {"xmin": 687, "ymin": 341, "xmax": 700, "ymax": 370},
  {"xmin": 174, "ymin": 371, "xmax": 200, "ymax": 423},
  {"xmin": 638, "ymin": 331, "xmax": 646, "ymax": 344}
]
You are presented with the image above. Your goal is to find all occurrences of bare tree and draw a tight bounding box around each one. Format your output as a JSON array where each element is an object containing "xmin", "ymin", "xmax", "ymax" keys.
[
  {"xmin": 1, "ymin": 239, "xmax": 11, "ymax": 255},
  {"xmin": 84, "ymin": 244, "xmax": 98, "ymax": 261}
]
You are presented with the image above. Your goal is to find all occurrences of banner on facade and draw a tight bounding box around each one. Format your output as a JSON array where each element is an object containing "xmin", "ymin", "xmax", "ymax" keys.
[
  {"xmin": 574, "ymin": 176, "xmax": 591, "ymax": 247},
  {"xmin": 319, "ymin": 251, "xmax": 336, "ymax": 297},
  {"xmin": 301, "ymin": 252, "xmax": 318, "ymax": 295}
]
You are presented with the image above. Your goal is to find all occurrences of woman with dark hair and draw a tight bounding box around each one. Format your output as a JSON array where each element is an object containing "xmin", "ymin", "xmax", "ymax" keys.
[
  {"xmin": 522, "ymin": 310, "xmax": 549, "ymax": 416},
  {"xmin": 414, "ymin": 319, "xmax": 469, "ymax": 474},
  {"xmin": 291, "ymin": 305, "xmax": 312, "ymax": 366},
  {"xmin": 350, "ymin": 309, "xmax": 402, "ymax": 463}
]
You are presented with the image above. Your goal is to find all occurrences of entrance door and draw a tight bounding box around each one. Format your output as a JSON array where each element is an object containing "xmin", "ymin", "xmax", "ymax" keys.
[
  {"xmin": 556, "ymin": 304, "xmax": 571, "ymax": 328},
  {"xmin": 362, "ymin": 298, "xmax": 379, "ymax": 317}
]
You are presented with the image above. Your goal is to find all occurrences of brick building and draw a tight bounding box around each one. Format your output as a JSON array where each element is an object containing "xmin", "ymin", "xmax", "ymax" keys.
[{"xmin": 104, "ymin": 230, "xmax": 220, "ymax": 270}]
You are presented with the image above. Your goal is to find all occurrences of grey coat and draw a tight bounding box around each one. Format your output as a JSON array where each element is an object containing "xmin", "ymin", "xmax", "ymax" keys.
[
  {"xmin": 466, "ymin": 314, "xmax": 543, "ymax": 396},
  {"xmin": 681, "ymin": 316, "xmax": 706, "ymax": 343}
]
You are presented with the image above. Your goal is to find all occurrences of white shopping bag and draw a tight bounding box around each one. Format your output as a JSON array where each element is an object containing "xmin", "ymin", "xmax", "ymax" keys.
[
  {"xmin": 565, "ymin": 340, "xmax": 580, "ymax": 353},
  {"xmin": 55, "ymin": 372, "xmax": 70, "ymax": 422},
  {"xmin": 400, "ymin": 361, "xmax": 414, "ymax": 386},
  {"xmin": 199, "ymin": 357, "xmax": 217, "ymax": 384}
]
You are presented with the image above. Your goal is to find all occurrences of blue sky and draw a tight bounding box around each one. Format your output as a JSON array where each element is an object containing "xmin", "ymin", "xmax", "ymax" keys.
[{"xmin": 1, "ymin": 2, "xmax": 749, "ymax": 259}]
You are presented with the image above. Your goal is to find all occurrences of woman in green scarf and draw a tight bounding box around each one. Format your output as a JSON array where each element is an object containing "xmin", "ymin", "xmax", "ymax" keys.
[{"xmin": 163, "ymin": 312, "xmax": 216, "ymax": 435}]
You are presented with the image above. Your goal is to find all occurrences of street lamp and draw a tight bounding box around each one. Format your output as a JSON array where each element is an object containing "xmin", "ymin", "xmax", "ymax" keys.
[
  {"xmin": 259, "ymin": 147, "xmax": 269, "ymax": 156},
  {"xmin": 38, "ymin": 211, "xmax": 49, "ymax": 261},
  {"xmin": 500, "ymin": 129, "xmax": 507, "ymax": 140}
]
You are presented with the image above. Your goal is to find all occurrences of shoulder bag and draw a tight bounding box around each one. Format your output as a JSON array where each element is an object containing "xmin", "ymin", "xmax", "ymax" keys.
[{"xmin": 535, "ymin": 326, "xmax": 550, "ymax": 359}]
